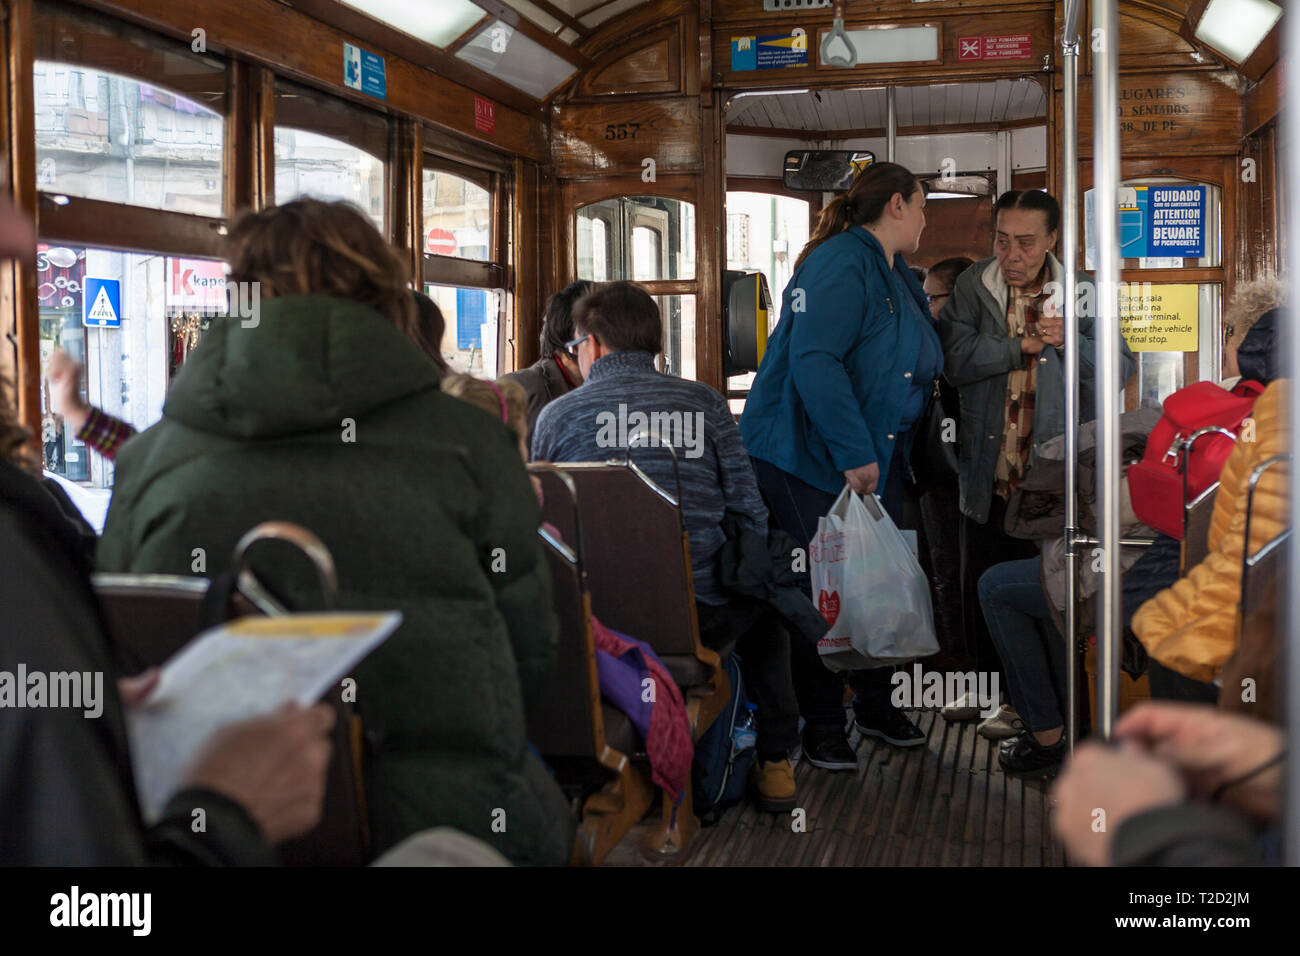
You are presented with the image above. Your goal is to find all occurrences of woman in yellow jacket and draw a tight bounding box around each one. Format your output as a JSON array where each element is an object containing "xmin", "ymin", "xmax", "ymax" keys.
[{"xmin": 1132, "ymin": 376, "xmax": 1289, "ymax": 686}]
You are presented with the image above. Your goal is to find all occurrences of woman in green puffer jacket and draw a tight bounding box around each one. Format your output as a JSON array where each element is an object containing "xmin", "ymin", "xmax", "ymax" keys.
[{"xmin": 98, "ymin": 199, "xmax": 573, "ymax": 866}]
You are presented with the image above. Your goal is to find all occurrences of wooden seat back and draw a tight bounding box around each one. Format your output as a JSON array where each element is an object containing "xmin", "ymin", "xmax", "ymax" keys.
[
  {"xmin": 534, "ymin": 462, "xmax": 703, "ymax": 660},
  {"xmin": 1180, "ymin": 482, "xmax": 1219, "ymax": 573}
]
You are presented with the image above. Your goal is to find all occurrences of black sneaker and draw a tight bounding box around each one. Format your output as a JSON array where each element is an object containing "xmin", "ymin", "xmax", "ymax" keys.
[
  {"xmin": 998, "ymin": 731, "xmax": 1067, "ymax": 778},
  {"xmin": 802, "ymin": 726, "xmax": 858, "ymax": 770},
  {"xmin": 854, "ymin": 709, "xmax": 927, "ymax": 748}
]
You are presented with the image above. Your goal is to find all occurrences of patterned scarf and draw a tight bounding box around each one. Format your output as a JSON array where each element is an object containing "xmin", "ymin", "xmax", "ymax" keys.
[{"xmin": 993, "ymin": 265, "xmax": 1051, "ymax": 500}]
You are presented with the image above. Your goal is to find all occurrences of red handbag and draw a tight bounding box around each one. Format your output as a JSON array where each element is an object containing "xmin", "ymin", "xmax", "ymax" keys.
[{"xmin": 1127, "ymin": 380, "xmax": 1265, "ymax": 539}]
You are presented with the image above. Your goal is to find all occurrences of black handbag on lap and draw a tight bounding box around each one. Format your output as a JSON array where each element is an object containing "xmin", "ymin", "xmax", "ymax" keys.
[{"xmin": 910, "ymin": 379, "xmax": 958, "ymax": 490}]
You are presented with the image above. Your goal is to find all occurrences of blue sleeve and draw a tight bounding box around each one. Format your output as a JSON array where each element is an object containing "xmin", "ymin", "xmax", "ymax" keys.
[{"xmin": 786, "ymin": 247, "xmax": 878, "ymax": 471}]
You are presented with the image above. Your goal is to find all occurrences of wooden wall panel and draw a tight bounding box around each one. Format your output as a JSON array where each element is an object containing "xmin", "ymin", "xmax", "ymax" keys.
[
  {"xmin": 915, "ymin": 196, "xmax": 995, "ymax": 270},
  {"xmin": 1245, "ymin": 58, "xmax": 1282, "ymax": 137},
  {"xmin": 1234, "ymin": 125, "xmax": 1279, "ymax": 285},
  {"xmin": 5, "ymin": 0, "xmax": 38, "ymax": 434},
  {"xmin": 1116, "ymin": 8, "xmax": 1203, "ymax": 73},
  {"xmin": 576, "ymin": 25, "xmax": 682, "ymax": 98},
  {"xmin": 551, "ymin": 96, "xmax": 703, "ymax": 177},
  {"xmin": 1070, "ymin": 71, "xmax": 1243, "ymax": 158}
]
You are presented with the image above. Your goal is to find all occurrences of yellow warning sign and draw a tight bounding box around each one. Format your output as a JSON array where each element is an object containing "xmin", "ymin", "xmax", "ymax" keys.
[{"xmin": 1118, "ymin": 283, "xmax": 1199, "ymax": 352}]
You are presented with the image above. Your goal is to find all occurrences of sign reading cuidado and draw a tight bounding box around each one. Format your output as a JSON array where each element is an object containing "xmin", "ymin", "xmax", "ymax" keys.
[{"xmin": 1119, "ymin": 283, "xmax": 1199, "ymax": 352}]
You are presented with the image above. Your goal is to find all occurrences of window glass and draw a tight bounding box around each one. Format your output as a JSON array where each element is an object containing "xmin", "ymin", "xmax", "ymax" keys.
[
  {"xmin": 422, "ymin": 168, "xmax": 491, "ymax": 261},
  {"xmin": 34, "ymin": 62, "xmax": 224, "ymax": 216},
  {"xmin": 274, "ymin": 82, "xmax": 388, "ymax": 232},
  {"xmin": 275, "ymin": 128, "xmax": 386, "ymax": 232},
  {"xmin": 425, "ymin": 284, "xmax": 504, "ymax": 376},
  {"xmin": 654, "ymin": 295, "xmax": 696, "ymax": 381},
  {"xmin": 576, "ymin": 197, "xmax": 695, "ymax": 281},
  {"xmin": 38, "ymin": 244, "xmax": 226, "ymax": 500},
  {"xmin": 725, "ymin": 190, "xmax": 809, "ymax": 398}
]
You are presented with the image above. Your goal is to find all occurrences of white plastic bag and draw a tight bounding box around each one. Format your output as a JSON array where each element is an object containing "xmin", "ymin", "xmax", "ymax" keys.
[{"xmin": 810, "ymin": 485, "xmax": 938, "ymax": 671}]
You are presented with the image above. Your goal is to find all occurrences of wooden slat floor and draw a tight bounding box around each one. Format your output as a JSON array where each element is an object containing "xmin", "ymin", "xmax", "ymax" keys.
[{"xmin": 605, "ymin": 709, "xmax": 1066, "ymax": 867}]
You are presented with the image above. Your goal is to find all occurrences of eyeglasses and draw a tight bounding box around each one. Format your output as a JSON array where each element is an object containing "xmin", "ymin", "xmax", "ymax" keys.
[
  {"xmin": 926, "ymin": 293, "xmax": 950, "ymax": 305},
  {"xmin": 563, "ymin": 333, "xmax": 590, "ymax": 356}
]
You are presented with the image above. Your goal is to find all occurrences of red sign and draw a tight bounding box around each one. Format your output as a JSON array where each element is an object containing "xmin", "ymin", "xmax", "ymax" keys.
[
  {"xmin": 957, "ymin": 34, "xmax": 1034, "ymax": 61},
  {"xmin": 474, "ymin": 96, "xmax": 495, "ymax": 134},
  {"xmin": 426, "ymin": 228, "xmax": 457, "ymax": 256}
]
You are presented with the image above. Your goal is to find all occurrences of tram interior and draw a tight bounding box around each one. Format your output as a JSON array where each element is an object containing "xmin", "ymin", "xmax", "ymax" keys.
[{"xmin": 0, "ymin": 0, "xmax": 1290, "ymax": 871}]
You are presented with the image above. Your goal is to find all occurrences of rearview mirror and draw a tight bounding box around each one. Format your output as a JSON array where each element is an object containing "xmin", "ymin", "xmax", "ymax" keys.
[{"xmin": 782, "ymin": 149, "xmax": 875, "ymax": 192}]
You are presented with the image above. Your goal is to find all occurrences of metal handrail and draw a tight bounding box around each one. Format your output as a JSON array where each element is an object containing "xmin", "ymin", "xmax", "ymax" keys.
[
  {"xmin": 625, "ymin": 425, "xmax": 684, "ymax": 504},
  {"xmin": 1060, "ymin": 0, "xmax": 1082, "ymax": 752},
  {"xmin": 231, "ymin": 521, "xmax": 338, "ymax": 612},
  {"xmin": 1239, "ymin": 454, "xmax": 1292, "ymax": 618},
  {"xmin": 527, "ymin": 463, "xmax": 584, "ymax": 572}
]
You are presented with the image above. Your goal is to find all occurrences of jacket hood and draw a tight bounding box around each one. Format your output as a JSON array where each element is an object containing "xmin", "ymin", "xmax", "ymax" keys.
[
  {"xmin": 163, "ymin": 295, "xmax": 441, "ymax": 439},
  {"xmin": 1237, "ymin": 308, "xmax": 1284, "ymax": 385}
]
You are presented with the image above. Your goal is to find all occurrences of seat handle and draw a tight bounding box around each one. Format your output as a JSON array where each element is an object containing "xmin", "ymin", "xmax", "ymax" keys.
[{"xmin": 231, "ymin": 521, "xmax": 338, "ymax": 613}]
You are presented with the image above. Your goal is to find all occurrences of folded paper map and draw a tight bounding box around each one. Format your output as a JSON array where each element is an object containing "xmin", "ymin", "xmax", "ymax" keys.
[{"xmin": 127, "ymin": 612, "xmax": 401, "ymax": 824}]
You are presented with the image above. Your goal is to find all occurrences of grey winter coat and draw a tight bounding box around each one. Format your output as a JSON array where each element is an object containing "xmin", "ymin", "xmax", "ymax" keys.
[{"xmin": 937, "ymin": 253, "xmax": 1137, "ymax": 524}]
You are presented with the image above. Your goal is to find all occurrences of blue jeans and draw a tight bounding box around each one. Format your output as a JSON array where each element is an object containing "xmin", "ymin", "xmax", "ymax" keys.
[{"xmin": 977, "ymin": 557, "xmax": 1066, "ymax": 734}]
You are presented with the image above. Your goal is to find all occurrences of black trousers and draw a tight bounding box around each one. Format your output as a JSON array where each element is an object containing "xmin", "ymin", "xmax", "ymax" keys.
[
  {"xmin": 959, "ymin": 494, "xmax": 1038, "ymax": 679},
  {"xmin": 695, "ymin": 599, "xmax": 800, "ymax": 758},
  {"xmin": 750, "ymin": 454, "xmax": 908, "ymax": 734}
]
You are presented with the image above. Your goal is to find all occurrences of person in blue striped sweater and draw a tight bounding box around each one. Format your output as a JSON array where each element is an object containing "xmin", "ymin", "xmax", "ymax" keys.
[{"xmin": 532, "ymin": 281, "xmax": 801, "ymax": 813}]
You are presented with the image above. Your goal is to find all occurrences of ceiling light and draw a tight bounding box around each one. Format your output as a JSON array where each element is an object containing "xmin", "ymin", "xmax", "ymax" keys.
[
  {"xmin": 1192, "ymin": 0, "xmax": 1281, "ymax": 64},
  {"xmin": 338, "ymin": 0, "xmax": 485, "ymax": 49}
]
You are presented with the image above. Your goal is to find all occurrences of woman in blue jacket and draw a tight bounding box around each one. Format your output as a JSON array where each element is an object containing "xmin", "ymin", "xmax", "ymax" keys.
[{"xmin": 741, "ymin": 162, "xmax": 942, "ymax": 767}]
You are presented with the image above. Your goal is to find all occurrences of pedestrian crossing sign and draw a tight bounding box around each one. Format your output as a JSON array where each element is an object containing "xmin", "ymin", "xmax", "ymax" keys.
[{"xmin": 83, "ymin": 277, "xmax": 121, "ymax": 328}]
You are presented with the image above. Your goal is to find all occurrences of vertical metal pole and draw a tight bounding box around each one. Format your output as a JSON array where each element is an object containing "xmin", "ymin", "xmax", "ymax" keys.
[
  {"xmin": 1092, "ymin": 0, "xmax": 1122, "ymax": 739},
  {"xmin": 886, "ymin": 86, "xmax": 897, "ymax": 163},
  {"xmin": 1060, "ymin": 0, "xmax": 1082, "ymax": 750},
  {"xmin": 1284, "ymin": 0, "xmax": 1300, "ymax": 869}
]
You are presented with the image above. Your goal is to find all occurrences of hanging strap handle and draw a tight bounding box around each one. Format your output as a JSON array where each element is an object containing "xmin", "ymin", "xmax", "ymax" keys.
[{"xmin": 821, "ymin": 2, "xmax": 858, "ymax": 68}]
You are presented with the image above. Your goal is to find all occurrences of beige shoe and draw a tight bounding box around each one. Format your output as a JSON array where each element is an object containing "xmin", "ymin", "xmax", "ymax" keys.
[
  {"xmin": 977, "ymin": 705, "xmax": 1024, "ymax": 740},
  {"xmin": 752, "ymin": 758, "xmax": 797, "ymax": 812},
  {"xmin": 940, "ymin": 692, "xmax": 983, "ymax": 721}
]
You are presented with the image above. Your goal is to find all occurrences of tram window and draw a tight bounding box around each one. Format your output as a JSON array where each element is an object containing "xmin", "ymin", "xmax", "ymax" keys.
[
  {"xmin": 37, "ymin": 244, "xmax": 223, "ymax": 495},
  {"xmin": 632, "ymin": 226, "xmax": 662, "ymax": 281},
  {"xmin": 655, "ymin": 295, "xmax": 696, "ymax": 381},
  {"xmin": 576, "ymin": 197, "xmax": 695, "ymax": 281},
  {"xmin": 275, "ymin": 128, "xmax": 386, "ymax": 233},
  {"xmin": 34, "ymin": 62, "xmax": 224, "ymax": 217},
  {"xmin": 425, "ymin": 284, "xmax": 503, "ymax": 377},
  {"xmin": 725, "ymin": 190, "xmax": 810, "ymax": 402},
  {"xmin": 274, "ymin": 82, "xmax": 389, "ymax": 233},
  {"xmin": 423, "ymin": 168, "xmax": 491, "ymax": 262},
  {"xmin": 1136, "ymin": 352, "xmax": 1184, "ymax": 409}
]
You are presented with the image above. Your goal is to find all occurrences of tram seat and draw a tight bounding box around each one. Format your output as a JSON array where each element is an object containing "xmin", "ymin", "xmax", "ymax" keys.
[
  {"xmin": 532, "ymin": 461, "xmax": 729, "ymax": 858},
  {"xmin": 1181, "ymin": 483, "xmax": 1219, "ymax": 573},
  {"xmin": 92, "ymin": 572, "xmax": 369, "ymax": 867},
  {"xmin": 525, "ymin": 529, "xmax": 653, "ymax": 865},
  {"xmin": 530, "ymin": 462, "xmax": 728, "ymax": 734}
]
